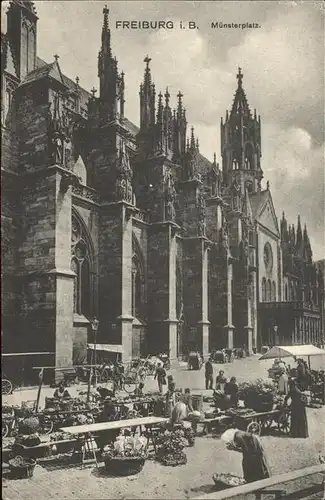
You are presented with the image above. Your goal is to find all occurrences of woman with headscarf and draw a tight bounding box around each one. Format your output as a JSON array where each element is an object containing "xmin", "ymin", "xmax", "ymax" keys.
[
  {"xmin": 221, "ymin": 428, "xmax": 270, "ymax": 483},
  {"xmin": 284, "ymin": 379, "xmax": 309, "ymax": 438}
]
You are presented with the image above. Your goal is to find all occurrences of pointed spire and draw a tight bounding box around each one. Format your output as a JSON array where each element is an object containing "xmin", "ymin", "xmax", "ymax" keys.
[
  {"xmin": 157, "ymin": 91, "xmax": 163, "ymax": 121},
  {"xmin": 237, "ymin": 66, "xmax": 243, "ymax": 87},
  {"xmin": 143, "ymin": 55, "xmax": 152, "ymax": 87},
  {"xmin": 213, "ymin": 152, "xmax": 217, "ymax": 165},
  {"xmin": 196, "ymin": 137, "xmax": 199, "ymax": 151},
  {"xmin": 177, "ymin": 91, "xmax": 183, "ymax": 117},
  {"xmin": 296, "ymin": 214, "xmax": 302, "ymax": 253},
  {"xmin": 230, "ymin": 66, "xmax": 251, "ymax": 118},
  {"xmin": 190, "ymin": 126, "xmax": 195, "ymax": 149},
  {"xmin": 101, "ymin": 5, "xmax": 111, "ymax": 57},
  {"xmin": 164, "ymin": 87, "xmax": 170, "ymax": 107}
]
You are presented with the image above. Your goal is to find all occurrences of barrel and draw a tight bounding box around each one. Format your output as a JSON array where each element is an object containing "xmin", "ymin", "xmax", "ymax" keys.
[{"xmin": 192, "ymin": 394, "xmax": 203, "ymax": 412}]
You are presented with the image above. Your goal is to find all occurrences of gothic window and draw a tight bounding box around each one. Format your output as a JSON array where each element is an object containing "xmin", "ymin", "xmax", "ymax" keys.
[
  {"xmin": 71, "ymin": 215, "xmax": 93, "ymax": 317},
  {"xmin": 272, "ymin": 281, "xmax": 277, "ymax": 301},
  {"xmin": 289, "ymin": 282, "xmax": 295, "ymax": 301},
  {"xmin": 21, "ymin": 21, "xmax": 29, "ymax": 78},
  {"xmin": 262, "ymin": 278, "xmax": 266, "ymax": 302},
  {"xmin": 245, "ymin": 143, "xmax": 254, "ymax": 170},
  {"xmin": 132, "ymin": 255, "xmax": 144, "ymax": 319},
  {"xmin": 28, "ymin": 26, "xmax": 36, "ymax": 74},
  {"xmin": 285, "ymin": 283, "xmax": 288, "ymax": 301}
]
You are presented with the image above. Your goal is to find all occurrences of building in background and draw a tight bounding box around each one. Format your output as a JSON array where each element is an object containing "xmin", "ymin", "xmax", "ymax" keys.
[{"xmin": 1, "ymin": 2, "xmax": 323, "ymax": 377}]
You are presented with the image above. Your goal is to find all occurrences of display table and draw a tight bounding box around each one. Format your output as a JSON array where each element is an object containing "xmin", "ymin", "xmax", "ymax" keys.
[{"xmin": 60, "ymin": 416, "xmax": 169, "ymax": 466}]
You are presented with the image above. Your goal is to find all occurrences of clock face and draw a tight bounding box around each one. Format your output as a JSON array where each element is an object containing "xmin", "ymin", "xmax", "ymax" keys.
[{"xmin": 263, "ymin": 242, "xmax": 273, "ymax": 272}]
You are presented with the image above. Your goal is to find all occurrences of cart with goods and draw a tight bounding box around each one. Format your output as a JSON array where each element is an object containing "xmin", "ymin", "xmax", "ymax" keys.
[
  {"xmin": 211, "ymin": 350, "xmax": 227, "ymax": 363},
  {"xmin": 188, "ymin": 351, "xmax": 203, "ymax": 370},
  {"xmin": 8, "ymin": 456, "xmax": 36, "ymax": 479},
  {"xmin": 212, "ymin": 473, "xmax": 246, "ymax": 491},
  {"xmin": 102, "ymin": 435, "xmax": 148, "ymax": 476},
  {"xmin": 225, "ymin": 406, "xmax": 291, "ymax": 436}
]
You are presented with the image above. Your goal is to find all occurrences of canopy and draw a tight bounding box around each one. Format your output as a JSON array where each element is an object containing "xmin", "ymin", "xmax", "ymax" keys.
[
  {"xmin": 87, "ymin": 343, "xmax": 124, "ymax": 354},
  {"xmin": 259, "ymin": 345, "xmax": 325, "ymax": 360}
]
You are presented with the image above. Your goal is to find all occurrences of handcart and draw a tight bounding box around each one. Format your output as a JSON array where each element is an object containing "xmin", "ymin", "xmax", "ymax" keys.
[{"xmin": 226, "ymin": 407, "xmax": 291, "ymax": 436}]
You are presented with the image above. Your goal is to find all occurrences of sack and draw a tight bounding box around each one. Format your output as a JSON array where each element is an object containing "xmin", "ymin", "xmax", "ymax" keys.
[{"xmin": 162, "ymin": 377, "xmax": 167, "ymax": 385}]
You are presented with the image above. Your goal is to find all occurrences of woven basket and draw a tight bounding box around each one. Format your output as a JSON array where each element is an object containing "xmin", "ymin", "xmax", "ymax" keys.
[
  {"xmin": 104, "ymin": 456, "xmax": 146, "ymax": 476},
  {"xmin": 9, "ymin": 456, "xmax": 36, "ymax": 479}
]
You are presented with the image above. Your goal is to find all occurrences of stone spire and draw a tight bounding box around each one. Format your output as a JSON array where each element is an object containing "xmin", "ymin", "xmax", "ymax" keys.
[
  {"xmin": 97, "ymin": 6, "xmax": 124, "ymax": 122},
  {"xmin": 296, "ymin": 215, "xmax": 303, "ymax": 256},
  {"xmin": 139, "ymin": 55, "xmax": 156, "ymax": 129}
]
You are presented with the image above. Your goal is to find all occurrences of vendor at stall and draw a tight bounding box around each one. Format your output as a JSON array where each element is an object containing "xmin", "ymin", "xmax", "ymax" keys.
[
  {"xmin": 221, "ymin": 428, "xmax": 270, "ymax": 483},
  {"xmin": 224, "ymin": 377, "xmax": 239, "ymax": 407},
  {"xmin": 53, "ymin": 381, "xmax": 71, "ymax": 399},
  {"xmin": 216, "ymin": 370, "xmax": 228, "ymax": 392},
  {"xmin": 284, "ymin": 379, "xmax": 309, "ymax": 438}
]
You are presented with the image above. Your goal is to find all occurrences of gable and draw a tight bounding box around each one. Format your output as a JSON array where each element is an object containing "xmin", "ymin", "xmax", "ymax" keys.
[{"xmin": 257, "ymin": 192, "xmax": 279, "ymax": 237}]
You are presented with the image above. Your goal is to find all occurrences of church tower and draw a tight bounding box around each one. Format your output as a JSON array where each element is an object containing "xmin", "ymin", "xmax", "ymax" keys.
[
  {"xmin": 221, "ymin": 68, "xmax": 263, "ymax": 195},
  {"xmin": 6, "ymin": 0, "xmax": 38, "ymax": 80}
]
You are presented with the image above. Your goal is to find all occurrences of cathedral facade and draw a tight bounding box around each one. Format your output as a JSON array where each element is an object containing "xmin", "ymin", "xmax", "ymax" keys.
[{"xmin": 2, "ymin": 2, "xmax": 324, "ymax": 375}]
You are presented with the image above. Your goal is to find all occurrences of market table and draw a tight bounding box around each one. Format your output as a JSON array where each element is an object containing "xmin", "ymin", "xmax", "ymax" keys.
[
  {"xmin": 60, "ymin": 416, "xmax": 169, "ymax": 467},
  {"xmin": 198, "ymin": 415, "xmax": 232, "ymax": 435}
]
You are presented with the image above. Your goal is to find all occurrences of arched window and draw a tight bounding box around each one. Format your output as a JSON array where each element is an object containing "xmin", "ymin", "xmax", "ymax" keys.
[
  {"xmin": 21, "ymin": 22, "xmax": 28, "ymax": 78},
  {"xmin": 132, "ymin": 234, "xmax": 146, "ymax": 320},
  {"xmin": 267, "ymin": 279, "xmax": 272, "ymax": 302},
  {"xmin": 71, "ymin": 214, "xmax": 93, "ymax": 317},
  {"xmin": 272, "ymin": 281, "xmax": 276, "ymax": 301},
  {"xmin": 285, "ymin": 283, "xmax": 288, "ymax": 301},
  {"xmin": 261, "ymin": 278, "xmax": 265, "ymax": 302},
  {"xmin": 244, "ymin": 143, "xmax": 254, "ymax": 170},
  {"xmin": 28, "ymin": 26, "xmax": 36, "ymax": 74},
  {"xmin": 290, "ymin": 282, "xmax": 295, "ymax": 301}
]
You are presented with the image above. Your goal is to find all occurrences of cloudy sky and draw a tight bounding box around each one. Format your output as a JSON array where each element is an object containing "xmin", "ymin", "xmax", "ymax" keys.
[{"xmin": 2, "ymin": 1, "xmax": 324, "ymax": 259}]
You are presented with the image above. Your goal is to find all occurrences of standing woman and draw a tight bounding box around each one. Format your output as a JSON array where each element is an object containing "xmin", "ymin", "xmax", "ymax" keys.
[{"xmin": 284, "ymin": 379, "xmax": 309, "ymax": 438}]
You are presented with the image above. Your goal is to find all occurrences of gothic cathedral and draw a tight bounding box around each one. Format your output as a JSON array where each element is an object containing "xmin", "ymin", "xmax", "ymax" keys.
[{"xmin": 2, "ymin": 3, "xmax": 324, "ymax": 375}]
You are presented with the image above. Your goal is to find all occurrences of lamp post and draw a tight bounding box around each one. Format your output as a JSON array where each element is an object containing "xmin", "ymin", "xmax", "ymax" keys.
[{"xmin": 91, "ymin": 317, "xmax": 99, "ymax": 386}]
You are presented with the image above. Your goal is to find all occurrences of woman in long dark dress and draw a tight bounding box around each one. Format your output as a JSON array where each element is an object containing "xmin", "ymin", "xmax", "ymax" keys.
[
  {"xmin": 284, "ymin": 380, "xmax": 309, "ymax": 438},
  {"xmin": 225, "ymin": 429, "xmax": 270, "ymax": 483}
]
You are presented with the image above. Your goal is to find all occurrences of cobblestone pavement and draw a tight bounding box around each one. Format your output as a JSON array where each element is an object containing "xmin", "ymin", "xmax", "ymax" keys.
[{"xmin": 2, "ymin": 356, "xmax": 325, "ymax": 499}]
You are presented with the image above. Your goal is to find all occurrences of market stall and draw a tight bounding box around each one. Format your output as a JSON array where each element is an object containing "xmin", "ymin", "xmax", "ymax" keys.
[{"xmin": 259, "ymin": 344, "xmax": 325, "ymax": 370}]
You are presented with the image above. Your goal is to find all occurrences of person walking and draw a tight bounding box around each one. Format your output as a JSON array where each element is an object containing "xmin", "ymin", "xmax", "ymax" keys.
[
  {"xmin": 154, "ymin": 362, "xmax": 167, "ymax": 394},
  {"xmin": 205, "ymin": 358, "xmax": 214, "ymax": 389}
]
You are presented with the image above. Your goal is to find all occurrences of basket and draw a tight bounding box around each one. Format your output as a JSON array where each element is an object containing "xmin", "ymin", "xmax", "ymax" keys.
[
  {"xmin": 103, "ymin": 456, "xmax": 146, "ymax": 476},
  {"xmin": 212, "ymin": 473, "xmax": 245, "ymax": 490},
  {"xmin": 8, "ymin": 456, "xmax": 36, "ymax": 479}
]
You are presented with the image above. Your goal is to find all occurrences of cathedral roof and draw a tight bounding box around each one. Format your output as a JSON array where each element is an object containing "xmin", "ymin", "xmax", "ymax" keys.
[
  {"xmin": 196, "ymin": 153, "xmax": 213, "ymax": 177},
  {"xmin": 249, "ymin": 189, "xmax": 268, "ymax": 217},
  {"xmin": 20, "ymin": 59, "xmax": 65, "ymax": 87}
]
